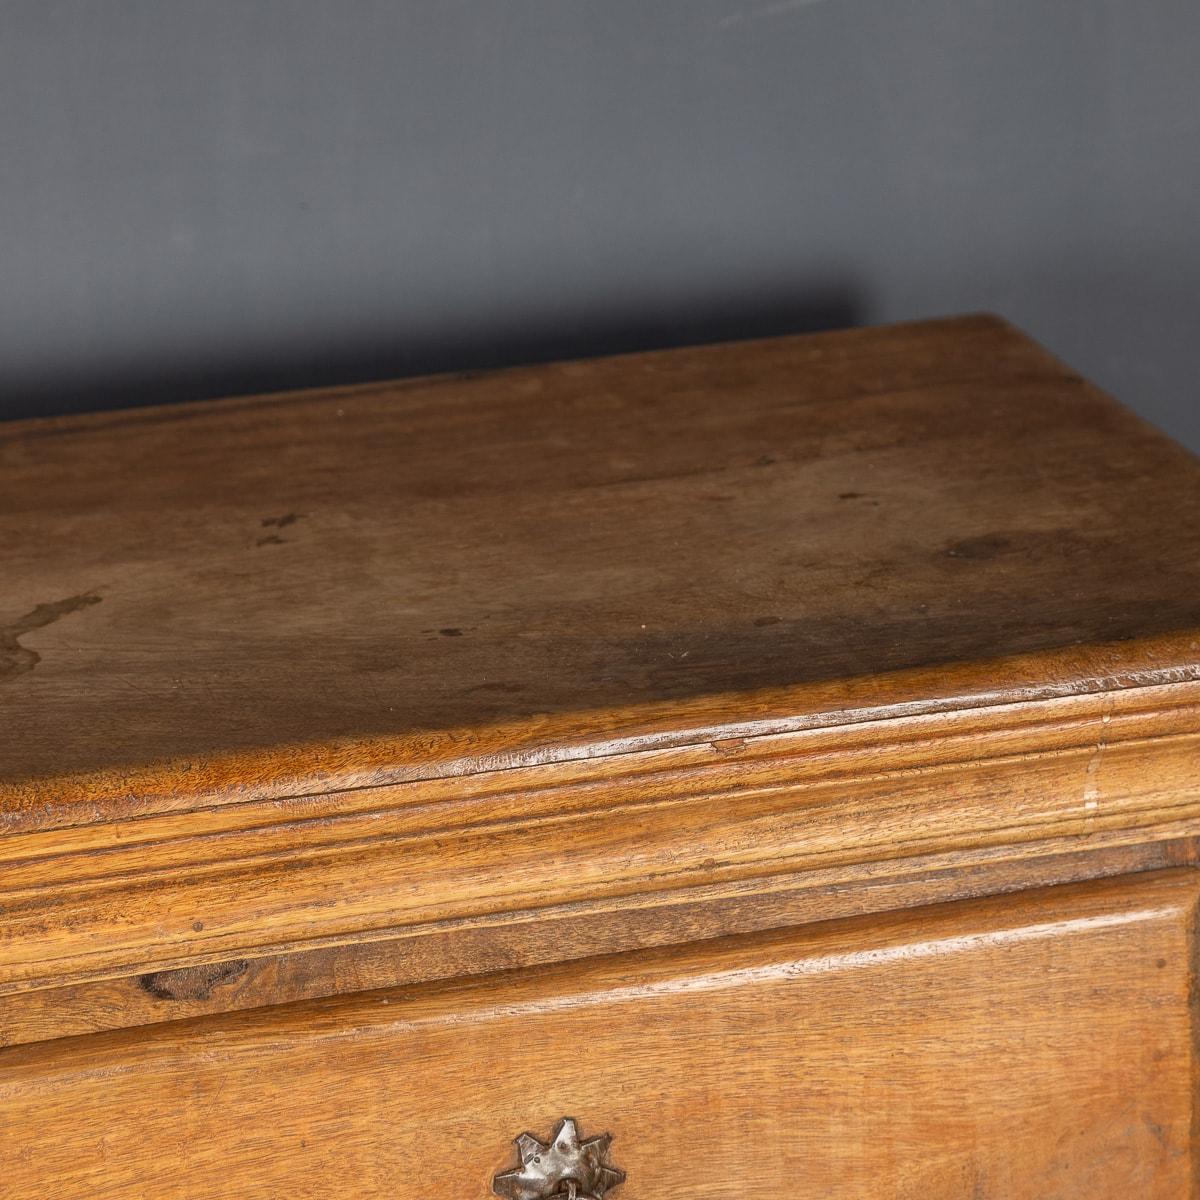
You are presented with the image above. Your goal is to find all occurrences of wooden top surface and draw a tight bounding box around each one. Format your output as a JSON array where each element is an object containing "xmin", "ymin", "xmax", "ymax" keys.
[{"xmin": 3, "ymin": 313, "xmax": 1200, "ymax": 832}]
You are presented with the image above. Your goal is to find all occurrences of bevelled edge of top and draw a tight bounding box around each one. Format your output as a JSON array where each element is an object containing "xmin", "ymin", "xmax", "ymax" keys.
[{"xmin": 2, "ymin": 628, "xmax": 1198, "ymax": 841}]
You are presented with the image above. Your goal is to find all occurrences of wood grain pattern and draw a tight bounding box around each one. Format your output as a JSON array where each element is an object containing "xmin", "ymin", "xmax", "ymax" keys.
[
  {"xmin": 4, "ymin": 837, "xmax": 1194, "ymax": 1047},
  {"xmin": 2, "ymin": 872, "xmax": 1195, "ymax": 1199},
  {"xmin": 3, "ymin": 314, "xmax": 1200, "ymax": 835},
  {"xmin": 3, "ymin": 677, "xmax": 1199, "ymax": 999}
]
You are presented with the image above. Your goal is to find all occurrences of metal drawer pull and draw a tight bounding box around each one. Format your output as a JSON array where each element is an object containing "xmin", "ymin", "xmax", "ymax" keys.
[{"xmin": 493, "ymin": 1118, "xmax": 626, "ymax": 1200}]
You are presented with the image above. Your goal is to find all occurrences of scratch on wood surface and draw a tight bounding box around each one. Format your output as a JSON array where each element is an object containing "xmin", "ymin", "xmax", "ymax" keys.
[
  {"xmin": 1082, "ymin": 699, "xmax": 1113, "ymax": 811},
  {"xmin": 0, "ymin": 594, "xmax": 102, "ymax": 681}
]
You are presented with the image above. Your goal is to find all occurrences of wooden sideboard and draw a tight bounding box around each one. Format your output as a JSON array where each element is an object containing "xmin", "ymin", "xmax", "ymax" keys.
[{"xmin": 3, "ymin": 314, "xmax": 1199, "ymax": 1198}]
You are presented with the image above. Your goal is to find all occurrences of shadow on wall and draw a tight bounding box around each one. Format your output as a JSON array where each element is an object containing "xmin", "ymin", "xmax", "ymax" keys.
[{"xmin": 0, "ymin": 282, "xmax": 864, "ymax": 421}]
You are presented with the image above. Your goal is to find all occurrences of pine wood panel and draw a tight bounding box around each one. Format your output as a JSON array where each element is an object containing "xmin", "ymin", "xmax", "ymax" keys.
[
  {"xmin": 1, "ymin": 872, "xmax": 1195, "ymax": 1199},
  {"xmin": 3, "ymin": 314, "xmax": 1200, "ymax": 834}
]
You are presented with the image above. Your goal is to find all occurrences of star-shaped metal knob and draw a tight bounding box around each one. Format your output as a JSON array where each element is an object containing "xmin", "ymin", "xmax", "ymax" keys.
[{"xmin": 492, "ymin": 1118, "xmax": 625, "ymax": 1200}]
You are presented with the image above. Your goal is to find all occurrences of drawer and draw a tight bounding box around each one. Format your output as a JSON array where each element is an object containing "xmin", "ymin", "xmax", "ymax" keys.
[{"xmin": 1, "ymin": 870, "xmax": 1195, "ymax": 1199}]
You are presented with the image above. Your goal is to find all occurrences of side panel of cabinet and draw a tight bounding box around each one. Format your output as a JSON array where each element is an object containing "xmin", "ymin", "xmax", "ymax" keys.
[{"xmin": 0, "ymin": 871, "xmax": 1196, "ymax": 1199}]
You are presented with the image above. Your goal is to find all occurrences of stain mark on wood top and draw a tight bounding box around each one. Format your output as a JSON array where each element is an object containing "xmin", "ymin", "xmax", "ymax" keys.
[{"xmin": 0, "ymin": 593, "xmax": 101, "ymax": 681}]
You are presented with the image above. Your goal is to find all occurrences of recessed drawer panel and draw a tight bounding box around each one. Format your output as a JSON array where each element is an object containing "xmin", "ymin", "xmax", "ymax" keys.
[{"xmin": 1, "ymin": 871, "xmax": 1194, "ymax": 1199}]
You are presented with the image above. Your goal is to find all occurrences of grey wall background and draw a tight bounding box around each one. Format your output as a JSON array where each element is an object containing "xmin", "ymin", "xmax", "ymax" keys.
[{"xmin": 1, "ymin": 0, "xmax": 1197, "ymax": 450}]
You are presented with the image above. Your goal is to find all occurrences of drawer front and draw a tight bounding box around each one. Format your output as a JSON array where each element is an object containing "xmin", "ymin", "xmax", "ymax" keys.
[{"xmin": 1, "ymin": 871, "xmax": 1195, "ymax": 1199}]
